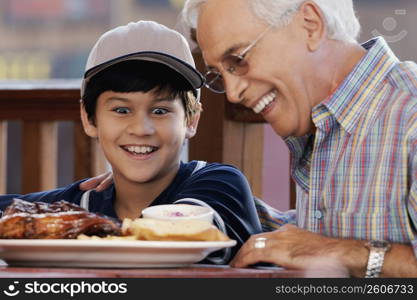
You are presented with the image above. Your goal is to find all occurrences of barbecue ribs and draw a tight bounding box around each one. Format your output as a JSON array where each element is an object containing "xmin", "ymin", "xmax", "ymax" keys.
[{"xmin": 0, "ymin": 199, "xmax": 121, "ymax": 239}]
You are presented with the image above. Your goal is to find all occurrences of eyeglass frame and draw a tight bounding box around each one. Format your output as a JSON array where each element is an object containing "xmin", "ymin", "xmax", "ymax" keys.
[{"xmin": 203, "ymin": 24, "xmax": 275, "ymax": 94}]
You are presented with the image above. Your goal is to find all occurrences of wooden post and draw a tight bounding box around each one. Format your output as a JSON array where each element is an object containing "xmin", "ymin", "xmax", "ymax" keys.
[
  {"xmin": 73, "ymin": 122, "xmax": 92, "ymax": 181},
  {"xmin": 22, "ymin": 121, "xmax": 41, "ymax": 194},
  {"xmin": 22, "ymin": 121, "xmax": 58, "ymax": 193},
  {"xmin": 74, "ymin": 124, "xmax": 109, "ymax": 180},
  {"xmin": 92, "ymin": 140, "xmax": 109, "ymax": 176},
  {"xmin": 0, "ymin": 121, "xmax": 7, "ymax": 194},
  {"xmin": 40, "ymin": 122, "xmax": 57, "ymax": 190},
  {"xmin": 242, "ymin": 123, "xmax": 264, "ymax": 198},
  {"xmin": 22, "ymin": 121, "xmax": 41, "ymax": 193}
]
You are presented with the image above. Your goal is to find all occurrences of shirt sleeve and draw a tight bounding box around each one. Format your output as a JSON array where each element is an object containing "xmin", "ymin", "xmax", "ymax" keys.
[
  {"xmin": 0, "ymin": 180, "xmax": 86, "ymax": 212},
  {"xmin": 254, "ymin": 197, "xmax": 296, "ymax": 231},
  {"xmin": 408, "ymin": 135, "xmax": 417, "ymax": 259},
  {"xmin": 172, "ymin": 163, "xmax": 263, "ymax": 260}
]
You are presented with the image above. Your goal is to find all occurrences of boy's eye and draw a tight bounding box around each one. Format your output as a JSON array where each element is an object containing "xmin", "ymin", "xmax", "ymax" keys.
[
  {"xmin": 152, "ymin": 108, "xmax": 169, "ymax": 115},
  {"xmin": 113, "ymin": 107, "xmax": 130, "ymax": 114}
]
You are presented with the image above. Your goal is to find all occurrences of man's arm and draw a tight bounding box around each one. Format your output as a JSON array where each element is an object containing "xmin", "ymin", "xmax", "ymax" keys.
[
  {"xmin": 379, "ymin": 243, "xmax": 417, "ymax": 277},
  {"xmin": 230, "ymin": 224, "xmax": 417, "ymax": 277}
]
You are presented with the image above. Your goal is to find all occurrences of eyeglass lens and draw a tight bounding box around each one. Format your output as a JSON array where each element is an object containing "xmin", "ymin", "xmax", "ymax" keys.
[
  {"xmin": 204, "ymin": 71, "xmax": 225, "ymax": 93},
  {"xmin": 222, "ymin": 55, "xmax": 249, "ymax": 75},
  {"xmin": 204, "ymin": 55, "xmax": 250, "ymax": 93}
]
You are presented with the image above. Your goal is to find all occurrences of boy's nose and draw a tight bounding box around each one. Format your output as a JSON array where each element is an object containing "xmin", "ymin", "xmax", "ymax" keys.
[{"xmin": 126, "ymin": 116, "xmax": 155, "ymax": 136}]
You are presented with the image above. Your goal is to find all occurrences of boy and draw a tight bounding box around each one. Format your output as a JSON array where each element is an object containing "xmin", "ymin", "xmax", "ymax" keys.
[{"xmin": 0, "ymin": 21, "xmax": 262, "ymax": 263}]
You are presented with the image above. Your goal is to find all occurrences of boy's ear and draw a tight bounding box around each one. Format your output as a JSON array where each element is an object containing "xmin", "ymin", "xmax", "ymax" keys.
[
  {"xmin": 80, "ymin": 101, "xmax": 98, "ymax": 138},
  {"xmin": 185, "ymin": 112, "xmax": 201, "ymax": 139}
]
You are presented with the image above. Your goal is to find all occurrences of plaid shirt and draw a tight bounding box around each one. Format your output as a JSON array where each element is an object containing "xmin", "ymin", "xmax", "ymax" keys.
[{"xmin": 275, "ymin": 37, "xmax": 417, "ymax": 257}]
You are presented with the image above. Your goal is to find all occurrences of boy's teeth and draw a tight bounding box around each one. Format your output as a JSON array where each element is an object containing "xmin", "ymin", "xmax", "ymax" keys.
[
  {"xmin": 253, "ymin": 91, "xmax": 277, "ymax": 114},
  {"xmin": 126, "ymin": 146, "xmax": 154, "ymax": 154}
]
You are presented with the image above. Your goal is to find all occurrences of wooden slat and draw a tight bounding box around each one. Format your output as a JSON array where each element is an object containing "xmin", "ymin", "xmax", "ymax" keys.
[
  {"xmin": 40, "ymin": 122, "xmax": 57, "ymax": 190},
  {"xmin": 92, "ymin": 140, "xmax": 109, "ymax": 176},
  {"xmin": 22, "ymin": 121, "xmax": 58, "ymax": 193},
  {"xmin": 0, "ymin": 80, "xmax": 81, "ymax": 121},
  {"xmin": 0, "ymin": 121, "xmax": 7, "ymax": 194},
  {"xmin": 74, "ymin": 122, "xmax": 92, "ymax": 181},
  {"xmin": 242, "ymin": 124, "xmax": 264, "ymax": 198},
  {"xmin": 222, "ymin": 121, "xmax": 264, "ymax": 198},
  {"xmin": 22, "ymin": 121, "xmax": 41, "ymax": 193},
  {"xmin": 222, "ymin": 120, "xmax": 244, "ymax": 167}
]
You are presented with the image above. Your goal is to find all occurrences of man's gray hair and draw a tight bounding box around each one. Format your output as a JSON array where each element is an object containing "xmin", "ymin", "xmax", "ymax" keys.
[{"xmin": 182, "ymin": 0, "xmax": 361, "ymax": 42}]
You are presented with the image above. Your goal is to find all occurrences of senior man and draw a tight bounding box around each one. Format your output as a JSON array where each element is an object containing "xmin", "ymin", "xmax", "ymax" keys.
[{"xmin": 182, "ymin": 0, "xmax": 417, "ymax": 277}]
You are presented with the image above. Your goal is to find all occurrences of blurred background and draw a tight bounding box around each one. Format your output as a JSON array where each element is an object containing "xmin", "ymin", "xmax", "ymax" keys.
[{"xmin": 1, "ymin": 0, "xmax": 416, "ymax": 209}]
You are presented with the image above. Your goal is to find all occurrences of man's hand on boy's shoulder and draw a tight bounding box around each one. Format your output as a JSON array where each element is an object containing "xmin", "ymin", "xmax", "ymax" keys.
[{"xmin": 79, "ymin": 172, "xmax": 113, "ymax": 192}]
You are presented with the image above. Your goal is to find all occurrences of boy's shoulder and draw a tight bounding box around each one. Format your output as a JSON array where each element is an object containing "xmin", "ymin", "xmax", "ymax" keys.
[
  {"xmin": 0, "ymin": 179, "xmax": 87, "ymax": 206},
  {"xmin": 153, "ymin": 161, "xmax": 252, "ymax": 207},
  {"xmin": 177, "ymin": 160, "xmax": 250, "ymax": 191},
  {"xmin": 183, "ymin": 160, "xmax": 245, "ymax": 179}
]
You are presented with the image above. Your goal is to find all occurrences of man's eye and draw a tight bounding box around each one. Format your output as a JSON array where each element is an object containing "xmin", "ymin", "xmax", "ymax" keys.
[
  {"xmin": 152, "ymin": 108, "xmax": 169, "ymax": 115},
  {"xmin": 113, "ymin": 107, "xmax": 130, "ymax": 114}
]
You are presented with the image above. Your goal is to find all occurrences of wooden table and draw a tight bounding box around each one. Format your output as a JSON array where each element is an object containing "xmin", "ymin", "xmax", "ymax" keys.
[{"xmin": 0, "ymin": 264, "xmax": 305, "ymax": 278}]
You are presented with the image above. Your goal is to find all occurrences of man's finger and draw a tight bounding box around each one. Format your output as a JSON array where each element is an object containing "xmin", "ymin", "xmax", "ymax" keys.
[
  {"xmin": 95, "ymin": 174, "xmax": 113, "ymax": 192},
  {"xmin": 231, "ymin": 232, "xmax": 281, "ymax": 268},
  {"xmin": 230, "ymin": 235, "xmax": 266, "ymax": 267},
  {"xmin": 79, "ymin": 172, "xmax": 111, "ymax": 191}
]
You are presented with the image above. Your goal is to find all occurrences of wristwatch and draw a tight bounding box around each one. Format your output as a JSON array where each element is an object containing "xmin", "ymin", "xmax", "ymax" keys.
[{"xmin": 364, "ymin": 240, "xmax": 391, "ymax": 278}]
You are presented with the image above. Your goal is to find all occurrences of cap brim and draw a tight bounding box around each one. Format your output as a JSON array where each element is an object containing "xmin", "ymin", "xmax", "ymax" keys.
[{"xmin": 81, "ymin": 51, "xmax": 204, "ymax": 98}]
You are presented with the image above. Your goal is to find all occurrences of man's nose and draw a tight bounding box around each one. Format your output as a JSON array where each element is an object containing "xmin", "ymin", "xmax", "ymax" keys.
[
  {"xmin": 223, "ymin": 73, "xmax": 247, "ymax": 104},
  {"xmin": 126, "ymin": 115, "xmax": 155, "ymax": 136}
]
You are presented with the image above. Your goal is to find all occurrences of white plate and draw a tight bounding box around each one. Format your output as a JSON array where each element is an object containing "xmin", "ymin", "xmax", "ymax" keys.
[{"xmin": 0, "ymin": 239, "xmax": 236, "ymax": 268}]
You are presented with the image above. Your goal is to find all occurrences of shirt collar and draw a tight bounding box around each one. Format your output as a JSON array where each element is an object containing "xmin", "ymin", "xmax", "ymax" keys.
[{"xmin": 312, "ymin": 37, "xmax": 399, "ymax": 134}]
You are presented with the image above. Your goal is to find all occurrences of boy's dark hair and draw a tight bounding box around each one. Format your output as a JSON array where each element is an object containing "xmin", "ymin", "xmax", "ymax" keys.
[{"xmin": 82, "ymin": 60, "xmax": 200, "ymax": 124}]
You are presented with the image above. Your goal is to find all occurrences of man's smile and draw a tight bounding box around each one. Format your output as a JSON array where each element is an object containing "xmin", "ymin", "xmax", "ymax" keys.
[{"xmin": 252, "ymin": 89, "xmax": 278, "ymax": 114}]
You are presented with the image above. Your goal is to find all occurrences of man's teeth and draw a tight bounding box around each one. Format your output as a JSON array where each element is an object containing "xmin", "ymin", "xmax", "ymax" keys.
[
  {"xmin": 253, "ymin": 91, "xmax": 277, "ymax": 114},
  {"xmin": 126, "ymin": 146, "xmax": 154, "ymax": 154}
]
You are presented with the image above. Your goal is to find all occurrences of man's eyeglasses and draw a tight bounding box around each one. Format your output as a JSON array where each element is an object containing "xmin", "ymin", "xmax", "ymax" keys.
[{"xmin": 204, "ymin": 24, "xmax": 274, "ymax": 94}]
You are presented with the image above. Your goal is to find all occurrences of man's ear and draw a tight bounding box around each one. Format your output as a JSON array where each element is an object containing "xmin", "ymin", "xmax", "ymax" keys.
[
  {"xmin": 80, "ymin": 101, "xmax": 98, "ymax": 138},
  {"xmin": 185, "ymin": 111, "xmax": 201, "ymax": 139},
  {"xmin": 301, "ymin": 1, "xmax": 326, "ymax": 52}
]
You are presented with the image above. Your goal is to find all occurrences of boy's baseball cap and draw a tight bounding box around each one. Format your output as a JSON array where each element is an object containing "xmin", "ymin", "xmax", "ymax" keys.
[{"xmin": 81, "ymin": 20, "xmax": 204, "ymax": 100}]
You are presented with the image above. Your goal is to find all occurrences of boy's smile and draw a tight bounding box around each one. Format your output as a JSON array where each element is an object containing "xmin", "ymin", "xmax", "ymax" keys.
[{"xmin": 121, "ymin": 144, "xmax": 159, "ymax": 159}]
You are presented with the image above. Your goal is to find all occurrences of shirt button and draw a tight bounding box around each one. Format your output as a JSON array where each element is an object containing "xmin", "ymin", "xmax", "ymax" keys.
[{"xmin": 314, "ymin": 210, "xmax": 323, "ymax": 220}]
